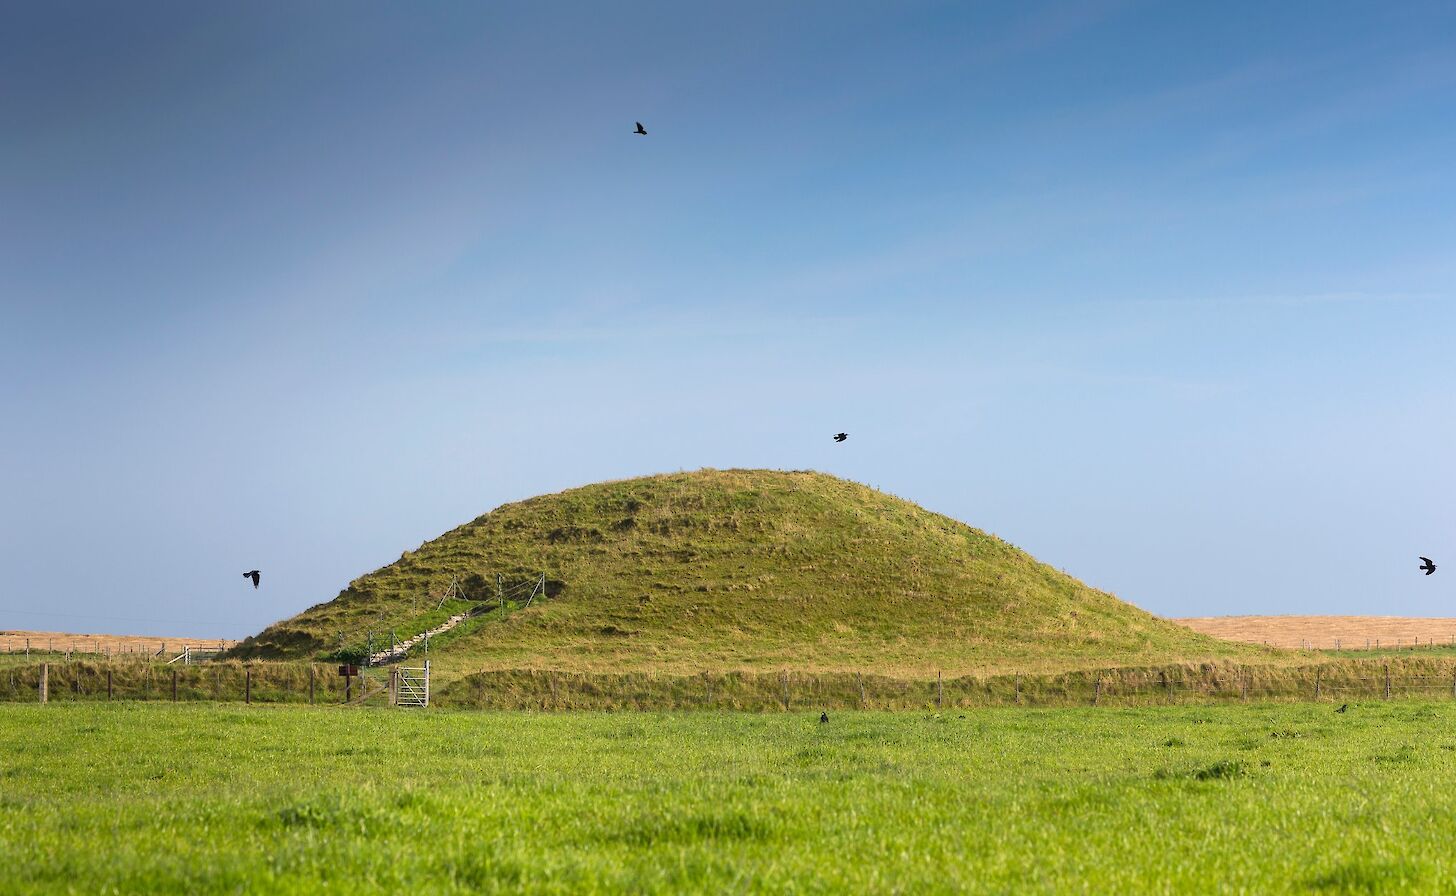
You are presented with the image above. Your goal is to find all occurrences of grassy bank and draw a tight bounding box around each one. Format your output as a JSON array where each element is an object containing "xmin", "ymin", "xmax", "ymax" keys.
[
  {"xmin": 3, "ymin": 702, "xmax": 1456, "ymax": 893},
  {"xmin": 9, "ymin": 655, "xmax": 1456, "ymax": 711}
]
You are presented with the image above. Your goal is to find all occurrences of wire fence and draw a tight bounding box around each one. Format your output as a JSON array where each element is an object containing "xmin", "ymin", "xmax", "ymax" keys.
[
  {"xmin": 10, "ymin": 657, "xmax": 1456, "ymax": 711},
  {"xmin": 1, "ymin": 637, "xmax": 235, "ymax": 659},
  {"xmin": 432, "ymin": 658, "xmax": 1456, "ymax": 711},
  {"xmin": 0, "ymin": 659, "xmax": 391, "ymax": 706}
]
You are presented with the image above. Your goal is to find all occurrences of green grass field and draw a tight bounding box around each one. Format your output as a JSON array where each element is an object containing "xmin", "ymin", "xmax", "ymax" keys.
[{"xmin": 4, "ymin": 702, "xmax": 1454, "ymax": 893}]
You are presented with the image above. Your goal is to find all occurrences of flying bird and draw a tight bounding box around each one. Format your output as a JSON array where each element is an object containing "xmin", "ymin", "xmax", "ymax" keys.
[
  {"xmin": 244, "ymin": 570, "xmax": 260, "ymax": 589},
  {"xmin": 1420, "ymin": 557, "xmax": 1437, "ymax": 576},
  {"xmin": 819, "ymin": 711, "xmax": 829, "ymax": 724},
  {"xmin": 1336, "ymin": 704, "xmax": 1348, "ymax": 713},
  {"xmin": 833, "ymin": 433, "xmax": 848, "ymax": 442},
  {"xmin": 633, "ymin": 121, "xmax": 647, "ymax": 135}
]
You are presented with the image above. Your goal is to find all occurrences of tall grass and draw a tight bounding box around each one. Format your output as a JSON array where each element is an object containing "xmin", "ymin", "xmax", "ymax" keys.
[{"xmin": 4, "ymin": 702, "xmax": 1456, "ymax": 893}]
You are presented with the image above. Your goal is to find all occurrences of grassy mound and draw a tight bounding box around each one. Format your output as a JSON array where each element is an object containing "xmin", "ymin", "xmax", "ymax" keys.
[{"xmin": 233, "ymin": 468, "xmax": 1256, "ymax": 676}]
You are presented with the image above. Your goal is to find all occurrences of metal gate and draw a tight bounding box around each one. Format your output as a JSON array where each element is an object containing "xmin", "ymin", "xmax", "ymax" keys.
[{"xmin": 397, "ymin": 661, "xmax": 429, "ymax": 707}]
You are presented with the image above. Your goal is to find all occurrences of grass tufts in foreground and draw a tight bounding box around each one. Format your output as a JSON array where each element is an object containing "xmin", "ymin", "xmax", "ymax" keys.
[{"xmin": 4, "ymin": 702, "xmax": 1456, "ymax": 893}]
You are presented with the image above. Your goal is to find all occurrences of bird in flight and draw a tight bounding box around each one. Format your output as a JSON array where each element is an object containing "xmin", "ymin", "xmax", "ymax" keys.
[
  {"xmin": 1336, "ymin": 703, "xmax": 1348, "ymax": 713},
  {"xmin": 819, "ymin": 711, "xmax": 829, "ymax": 724},
  {"xmin": 244, "ymin": 570, "xmax": 260, "ymax": 589},
  {"xmin": 1420, "ymin": 557, "xmax": 1437, "ymax": 576},
  {"xmin": 833, "ymin": 433, "xmax": 848, "ymax": 442},
  {"xmin": 633, "ymin": 121, "xmax": 647, "ymax": 135}
]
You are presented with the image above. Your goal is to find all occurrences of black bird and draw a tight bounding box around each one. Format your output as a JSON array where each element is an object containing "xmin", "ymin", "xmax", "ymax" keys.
[
  {"xmin": 1420, "ymin": 557, "xmax": 1437, "ymax": 576},
  {"xmin": 244, "ymin": 570, "xmax": 260, "ymax": 589},
  {"xmin": 819, "ymin": 711, "xmax": 829, "ymax": 724},
  {"xmin": 1336, "ymin": 703, "xmax": 1348, "ymax": 713},
  {"xmin": 633, "ymin": 121, "xmax": 647, "ymax": 135},
  {"xmin": 833, "ymin": 433, "xmax": 848, "ymax": 442}
]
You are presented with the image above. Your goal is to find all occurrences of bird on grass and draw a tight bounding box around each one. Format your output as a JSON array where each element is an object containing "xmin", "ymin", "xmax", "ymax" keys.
[
  {"xmin": 633, "ymin": 121, "xmax": 647, "ymax": 135},
  {"xmin": 1420, "ymin": 557, "xmax": 1437, "ymax": 576},
  {"xmin": 833, "ymin": 433, "xmax": 848, "ymax": 442},
  {"xmin": 244, "ymin": 570, "xmax": 260, "ymax": 589},
  {"xmin": 1336, "ymin": 704, "xmax": 1348, "ymax": 713},
  {"xmin": 820, "ymin": 711, "xmax": 829, "ymax": 724}
]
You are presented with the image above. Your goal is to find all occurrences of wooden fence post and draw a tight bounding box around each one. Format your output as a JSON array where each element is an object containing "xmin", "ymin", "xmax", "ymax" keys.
[
  {"xmin": 1014, "ymin": 673, "xmax": 1021, "ymax": 705},
  {"xmin": 309, "ymin": 665, "xmax": 315, "ymax": 705},
  {"xmin": 245, "ymin": 667, "xmax": 252, "ymax": 704},
  {"xmin": 1093, "ymin": 676, "xmax": 1101, "ymax": 706},
  {"xmin": 389, "ymin": 668, "xmax": 399, "ymax": 706},
  {"xmin": 39, "ymin": 663, "xmax": 48, "ymax": 704},
  {"xmin": 1241, "ymin": 669, "xmax": 1249, "ymax": 702},
  {"xmin": 107, "ymin": 669, "xmax": 113, "ymax": 701},
  {"xmin": 857, "ymin": 672, "xmax": 866, "ymax": 709},
  {"xmin": 172, "ymin": 669, "xmax": 178, "ymax": 702},
  {"xmin": 1450, "ymin": 666, "xmax": 1455, "ymax": 699},
  {"xmin": 1384, "ymin": 664, "xmax": 1391, "ymax": 700},
  {"xmin": 782, "ymin": 670, "xmax": 790, "ymax": 712},
  {"xmin": 936, "ymin": 671, "xmax": 943, "ymax": 709},
  {"xmin": 703, "ymin": 672, "xmax": 712, "ymax": 706},
  {"xmin": 1314, "ymin": 668, "xmax": 1321, "ymax": 701}
]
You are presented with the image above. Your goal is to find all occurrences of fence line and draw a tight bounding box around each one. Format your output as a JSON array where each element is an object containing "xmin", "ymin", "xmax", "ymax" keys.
[{"xmin": 13, "ymin": 657, "xmax": 1456, "ymax": 711}]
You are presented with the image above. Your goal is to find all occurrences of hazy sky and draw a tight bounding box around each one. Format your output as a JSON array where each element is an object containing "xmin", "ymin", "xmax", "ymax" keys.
[{"xmin": 3, "ymin": 1, "xmax": 1454, "ymax": 639}]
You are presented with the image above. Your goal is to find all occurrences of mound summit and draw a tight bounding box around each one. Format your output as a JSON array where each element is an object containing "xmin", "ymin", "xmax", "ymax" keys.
[{"xmin": 235, "ymin": 469, "xmax": 1246, "ymax": 676}]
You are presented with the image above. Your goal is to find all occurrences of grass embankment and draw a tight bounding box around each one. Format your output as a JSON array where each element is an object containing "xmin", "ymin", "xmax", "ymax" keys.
[
  {"xmin": 233, "ymin": 468, "xmax": 1261, "ymax": 678},
  {"xmin": 10, "ymin": 654, "xmax": 1456, "ymax": 711},
  {"xmin": 4, "ymin": 702, "xmax": 1456, "ymax": 893}
]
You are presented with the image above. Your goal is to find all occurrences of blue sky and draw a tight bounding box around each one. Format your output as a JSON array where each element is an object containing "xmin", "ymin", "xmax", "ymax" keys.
[{"xmin": 2, "ymin": 1, "xmax": 1454, "ymax": 638}]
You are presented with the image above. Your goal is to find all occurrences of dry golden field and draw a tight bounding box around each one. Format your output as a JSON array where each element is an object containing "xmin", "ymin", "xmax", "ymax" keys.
[
  {"xmin": 0, "ymin": 630, "xmax": 231, "ymax": 656},
  {"xmin": 1175, "ymin": 616, "xmax": 1456, "ymax": 650}
]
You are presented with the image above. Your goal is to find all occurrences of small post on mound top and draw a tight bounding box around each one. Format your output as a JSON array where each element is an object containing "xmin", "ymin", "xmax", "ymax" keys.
[{"xmin": 39, "ymin": 663, "xmax": 48, "ymax": 704}]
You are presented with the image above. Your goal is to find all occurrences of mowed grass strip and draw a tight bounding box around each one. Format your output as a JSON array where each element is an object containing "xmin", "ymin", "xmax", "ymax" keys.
[{"xmin": 3, "ymin": 704, "xmax": 1456, "ymax": 893}]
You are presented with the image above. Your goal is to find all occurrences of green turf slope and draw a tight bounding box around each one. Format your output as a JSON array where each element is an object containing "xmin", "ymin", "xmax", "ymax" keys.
[{"xmin": 233, "ymin": 468, "xmax": 1254, "ymax": 676}]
